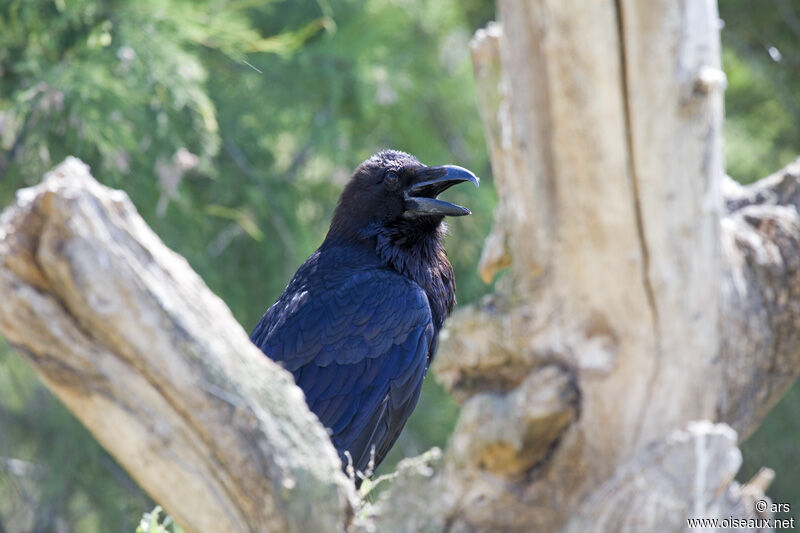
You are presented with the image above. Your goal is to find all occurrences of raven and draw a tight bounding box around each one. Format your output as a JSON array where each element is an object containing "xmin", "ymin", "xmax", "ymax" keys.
[{"xmin": 250, "ymin": 150, "xmax": 478, "ymax": 483}]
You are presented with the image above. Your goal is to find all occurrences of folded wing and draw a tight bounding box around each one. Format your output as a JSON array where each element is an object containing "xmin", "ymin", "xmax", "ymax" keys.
[{"xmin": 251, "ymin": 268, "xmax": 434, "ymax": 475}]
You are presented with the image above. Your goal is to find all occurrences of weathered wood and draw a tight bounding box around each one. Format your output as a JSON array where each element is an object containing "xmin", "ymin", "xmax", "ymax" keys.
[
  {"xmin": 720, "ymin": 159, "xmax": 800, "ymax": 438},
  {"xmin": 447, "ymin": 365, "xmax": 579, "ymax": 476},
  {"xmin": 564, "ymin": 422, "xmax": 768, "ymax": 533},
  {"xmin": 373, "ymin": 1, "xmax": 779, "ymax": 531},
  {"xmin": 0, "ymin": 158, "xmax": 357, "ymax": 533},
  {"xmin": 2, "ymin": 0, "xmax": 798, "ymax": 531}
]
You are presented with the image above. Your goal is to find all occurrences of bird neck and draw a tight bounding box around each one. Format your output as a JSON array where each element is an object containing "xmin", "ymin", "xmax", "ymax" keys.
[{"xmin": 359, "ymin": 220, "xmax": 456, "ymax": 329}]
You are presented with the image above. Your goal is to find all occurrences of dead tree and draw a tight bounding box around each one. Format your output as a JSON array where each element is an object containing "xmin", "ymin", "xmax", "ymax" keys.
[{"xmin": 1, "ymin": 0, "xmax": 798, "ymax": 531}]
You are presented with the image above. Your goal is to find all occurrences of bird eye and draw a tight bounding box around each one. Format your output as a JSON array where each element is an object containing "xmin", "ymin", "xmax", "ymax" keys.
[{"xmin": 384, "ymin": 171, "xmax": 399, "ymax": 188}]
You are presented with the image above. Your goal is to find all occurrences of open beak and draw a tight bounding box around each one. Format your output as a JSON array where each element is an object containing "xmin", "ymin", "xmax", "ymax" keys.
[{"xmin": 404, "ymin": 165, "xmax": 480, "ymax": 217}]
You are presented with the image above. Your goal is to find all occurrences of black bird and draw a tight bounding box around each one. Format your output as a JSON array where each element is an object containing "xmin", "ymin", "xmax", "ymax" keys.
[{"xmin": 250, "ymin": 150, "xmax": 478, "ymax": 483}]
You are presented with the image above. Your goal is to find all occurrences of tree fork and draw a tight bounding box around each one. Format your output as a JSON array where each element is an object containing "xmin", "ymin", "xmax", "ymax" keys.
[{"xmin": 1, "ymin": 0, "xmax": 800, "ymax": 531}]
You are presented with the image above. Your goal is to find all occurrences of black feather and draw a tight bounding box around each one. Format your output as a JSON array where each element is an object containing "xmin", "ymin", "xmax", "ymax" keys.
[{"xmin": 250, "ymin": 150, "xmax": 473, "ymax": 484}]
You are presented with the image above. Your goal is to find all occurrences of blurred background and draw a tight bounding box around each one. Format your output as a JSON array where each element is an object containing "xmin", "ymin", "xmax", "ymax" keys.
[{"xmin": 0, "ymin": 0, "xmax": 797, "ymax": 530}]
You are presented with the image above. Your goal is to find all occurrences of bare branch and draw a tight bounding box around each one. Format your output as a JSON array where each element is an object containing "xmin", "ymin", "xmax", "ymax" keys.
[
  {"xmin": 720, "ymin": 158, "xmax": 800, "ymax": 438},
  {"xmin": 0, "ymin": 158, "xmax": 356, "ymax": 533}
]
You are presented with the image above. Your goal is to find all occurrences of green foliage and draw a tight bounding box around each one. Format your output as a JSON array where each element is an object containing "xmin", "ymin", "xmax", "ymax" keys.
[
  {"xmin": 136, "ymin": 506, "xmax": 184, "ymax": 533},
  {"xmin": 721, "ymin": 0, "xmax": 800, "ymax": 183},
  {"xmin": 0, "ymin": 0, "xmax": 798, "ymax": 530}
]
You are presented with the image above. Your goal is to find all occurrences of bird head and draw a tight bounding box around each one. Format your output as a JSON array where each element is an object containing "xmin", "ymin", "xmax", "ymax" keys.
[{"xmin": 326, "ymin": 150, "xmax": 479, "ymax": 242}]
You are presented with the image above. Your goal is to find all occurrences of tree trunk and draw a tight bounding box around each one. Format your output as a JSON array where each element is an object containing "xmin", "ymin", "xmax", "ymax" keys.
[
  {"xmin": 1, "ymin": 1, "xmax": 799, "ymax": 532},
  {"xmin": 403, "ymin": 0, "xmax": 797, "ymax": 530}
]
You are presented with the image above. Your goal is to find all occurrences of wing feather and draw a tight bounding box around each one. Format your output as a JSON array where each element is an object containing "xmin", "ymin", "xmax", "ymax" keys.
[{"xmin": 251, "ymin": 267, "xmax": 433, "ymax": 474}]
